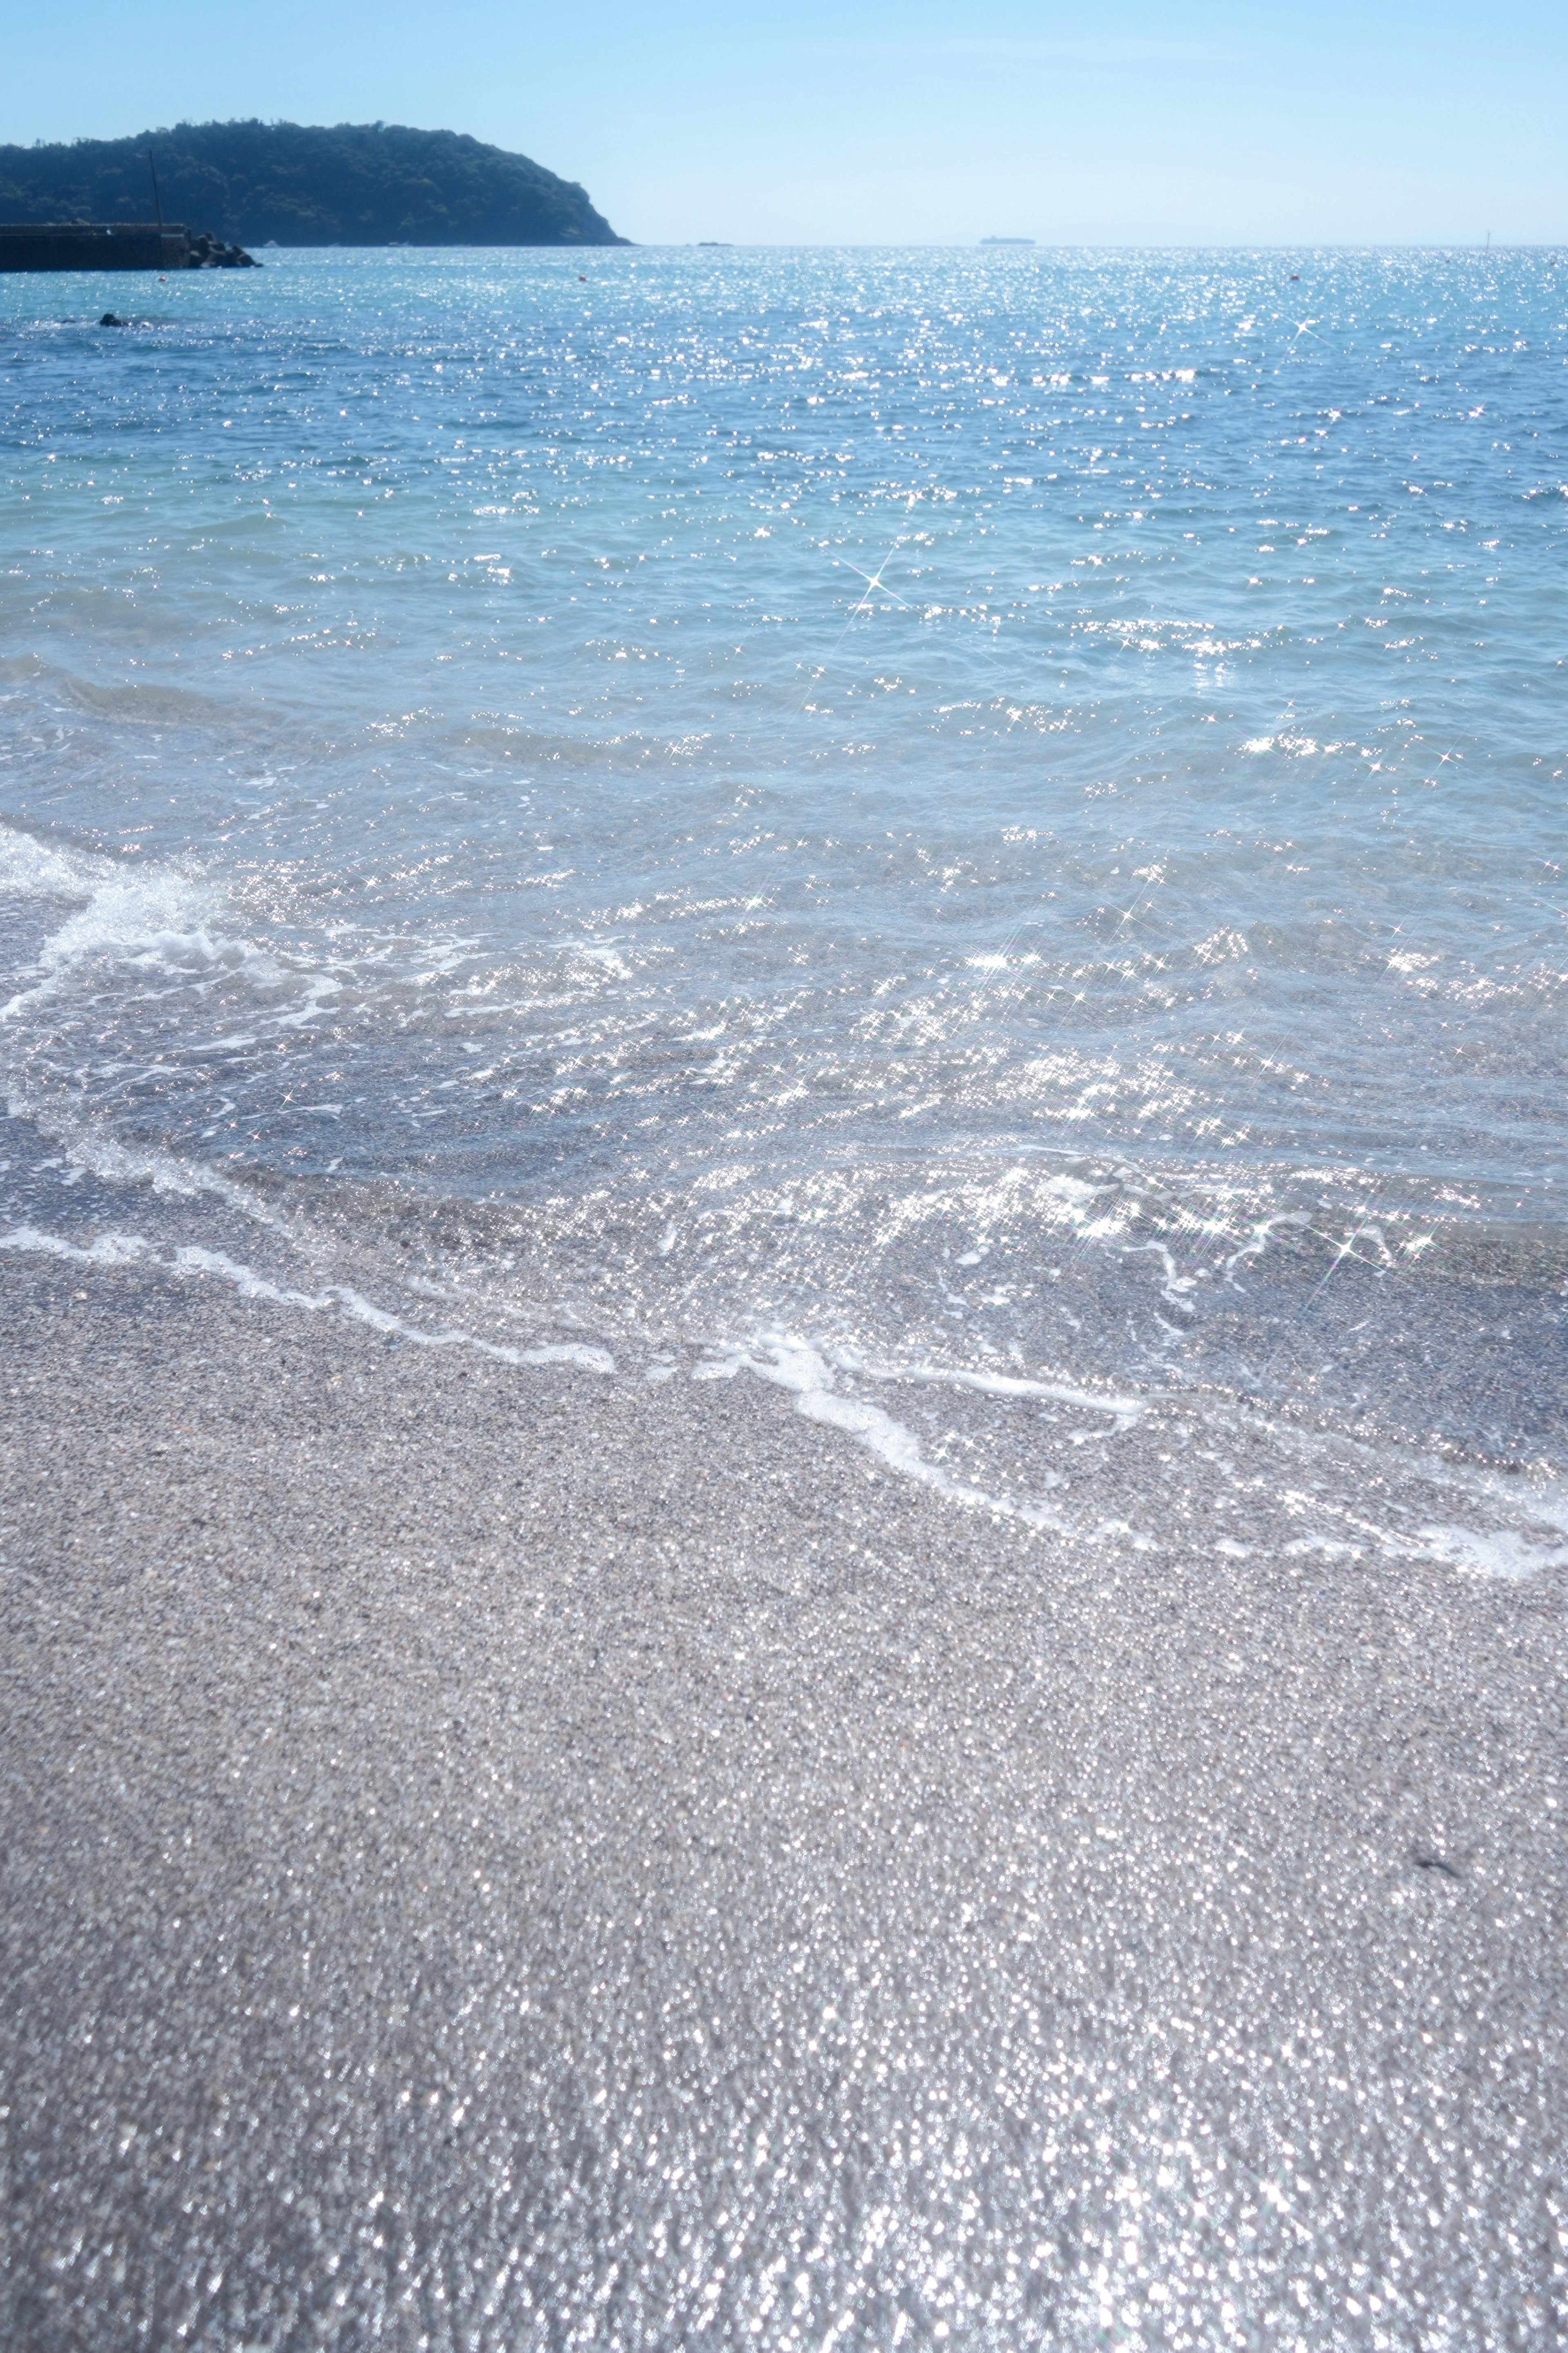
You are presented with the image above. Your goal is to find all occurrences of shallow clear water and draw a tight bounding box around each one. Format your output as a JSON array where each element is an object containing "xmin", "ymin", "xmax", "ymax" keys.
[
  {"xmin": 2, "ymin": 245, "xmax": 1566, "ymax": 1468},
  {"xmin": 7, "ymin": 248, "xmax": 1568, "ymax": 2353}
]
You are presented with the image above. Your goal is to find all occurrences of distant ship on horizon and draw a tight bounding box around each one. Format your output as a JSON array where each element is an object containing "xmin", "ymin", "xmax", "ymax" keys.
[{"xmin": 980, "ymin": 235, "xmax": 1035, "ymax": 246}]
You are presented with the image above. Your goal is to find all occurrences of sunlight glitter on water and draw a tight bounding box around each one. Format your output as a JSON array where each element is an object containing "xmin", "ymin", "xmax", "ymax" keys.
[{"xmin": 1, "ymin": 244, "xmax": 1565, "ymax": 1448}]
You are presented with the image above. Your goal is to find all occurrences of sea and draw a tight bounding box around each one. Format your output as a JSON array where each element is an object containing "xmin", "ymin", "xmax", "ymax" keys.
[{"xmin": 2, "ymin": 245, "xmax": 1566, "ymax": 1566}]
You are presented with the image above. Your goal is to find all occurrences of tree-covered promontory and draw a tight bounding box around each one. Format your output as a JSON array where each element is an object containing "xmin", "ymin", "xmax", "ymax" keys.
[{"xmin": 0, "ymin": 120, "xmax": 628, "ymax": 248}]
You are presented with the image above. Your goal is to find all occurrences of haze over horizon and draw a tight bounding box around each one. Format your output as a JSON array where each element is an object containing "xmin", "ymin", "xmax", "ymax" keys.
[{"xmin": 4, "ymin": 0, "xmax": 1564, "ymax": 250}]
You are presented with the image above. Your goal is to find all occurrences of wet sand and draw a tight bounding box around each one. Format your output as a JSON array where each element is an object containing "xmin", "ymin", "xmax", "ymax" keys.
[{"xmin": 2, "ymin": 1249, "xmax": 1564, "ymax": 2350}]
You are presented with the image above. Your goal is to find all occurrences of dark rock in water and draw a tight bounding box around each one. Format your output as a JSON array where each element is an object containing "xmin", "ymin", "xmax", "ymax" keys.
[
  {"xmin": 187, "ymin": 230, "xmax": 261, "ymax": 268},
  {"xmin": 176, "ymin": 230, "xmax": 259, "ymax": 269}
]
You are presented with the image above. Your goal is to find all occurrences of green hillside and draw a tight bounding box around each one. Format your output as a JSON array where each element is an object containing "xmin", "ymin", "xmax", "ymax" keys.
[{"xmin": 0, "ymin": 120, "xmax": 628, "ymax": 247}]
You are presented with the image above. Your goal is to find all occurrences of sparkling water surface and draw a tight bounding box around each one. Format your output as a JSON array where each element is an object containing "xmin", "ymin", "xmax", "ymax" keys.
[
  {"xmin": 4, "ymin": 248, "xmax": 1568, "ymax": 2353},
  {"xmin": 2, "ymin": 245, "xmax": 1566, "ymax": 1433}
]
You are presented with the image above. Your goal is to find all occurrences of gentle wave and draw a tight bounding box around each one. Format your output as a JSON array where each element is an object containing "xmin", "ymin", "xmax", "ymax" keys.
[{"xmin": 2, "ymin": 245, "xmax": 1564, "ymax": 1453}]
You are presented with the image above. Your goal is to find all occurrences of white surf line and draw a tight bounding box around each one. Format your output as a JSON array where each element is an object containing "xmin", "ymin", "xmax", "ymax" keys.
[
  {"xmin": 1118, "ymin": 1240, "xmax": 1200, "ymax": 1315},
  {"xmin": 694, "ymin": 1335, "xmax": 1071, "ymax": 1530},
  {"xmin": 829, "ymin": 1346, "xmax": 1145, "ymax": 1431},
  {"xmin": 1218, "ymin": 1406, "xmax": 1568, "ymax": 1582},
  {"xmin": 4, "ymin": 1092, "xmax": 293, "ymax": 1236},
  {"xmin": 1409, "ymin": 1523, "xmax": 1568, "ymax": 1581},
  {"xmin": 0, "ymin": 1225, "xmax": 615, "ymax": 1376}
]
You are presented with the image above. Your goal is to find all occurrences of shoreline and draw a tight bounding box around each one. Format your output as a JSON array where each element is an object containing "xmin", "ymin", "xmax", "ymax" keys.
[{"xmin": 2, "ymin": 1244, "xmax": 1564, "ymax": 2346}]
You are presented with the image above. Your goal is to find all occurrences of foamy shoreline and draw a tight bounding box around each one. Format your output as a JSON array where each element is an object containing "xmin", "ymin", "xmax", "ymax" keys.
[{"xmin": 2, "ymin": 1248, "xmax": 1562, "ymax": 2346}]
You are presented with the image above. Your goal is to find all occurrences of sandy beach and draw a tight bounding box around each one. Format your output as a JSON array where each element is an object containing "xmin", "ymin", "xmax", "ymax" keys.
[{"xmin": 2, "ymin": 1244, "xmax": 1563, "ymax": 2349}]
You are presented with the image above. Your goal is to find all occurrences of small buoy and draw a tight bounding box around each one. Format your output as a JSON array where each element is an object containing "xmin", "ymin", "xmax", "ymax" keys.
[{"xmin": 579, "ymin": 273, "xmax": 587, "ymax": 281}]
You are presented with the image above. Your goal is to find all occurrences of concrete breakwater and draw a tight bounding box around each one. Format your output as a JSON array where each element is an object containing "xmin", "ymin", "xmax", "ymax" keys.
[{"xmin": 0, "ymin": 221, "xmax": 258, "ymax": 270}]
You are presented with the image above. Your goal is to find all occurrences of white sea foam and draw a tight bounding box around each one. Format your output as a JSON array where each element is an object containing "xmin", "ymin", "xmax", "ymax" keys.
[
  {"xmin": 1413, "ymin": 1523, "xmax": 1568, "ymax": 1580},
  {"xmin": 695, "ymin": 1335, "xmax": 1073, "ymax": 1530},
  {"xmin": 829, "ymin": 1346, "xmax": 1144, "ymax": 1427},
  {"xmin": 1278, "ymin": 1449, "xmax": 1568, "ymax": 1581},
  {"xmin": 3, "ymin": 1095, "xmax": 286, "ymax": 1221},
  {"xmin": 0, "ymin": 824, "xmax": 101, "ymax": 905},
  {"xmin": 7, "ymin": 1211, "xmax": 1562, "ymax": 1578},
  {"xmin": 0, "ymin": 824, "xmax": 356, "ymax": 1058},
  {"xmin": 0, "ymin": 1224, "xmax": 614, "ymax": 1376},
  {"xmin": 0, "ymin": 828, "xmax": 230, "ymax": 1020}
]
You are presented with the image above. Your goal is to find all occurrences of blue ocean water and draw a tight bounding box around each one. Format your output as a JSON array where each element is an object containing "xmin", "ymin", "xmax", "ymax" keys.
[
  {"xmin": 2, "ymin": 247, "xmax": 1565, "ymax": 1473},
  {"xmin": 10, "ymin": 248, "xmax": 1568, "ymax": 2353}
]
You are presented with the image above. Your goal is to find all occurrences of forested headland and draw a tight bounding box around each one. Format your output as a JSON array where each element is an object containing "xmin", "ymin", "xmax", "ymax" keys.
[{"xmin": 0, "ymin": 121, "xmax": 627, "ymax": 247}]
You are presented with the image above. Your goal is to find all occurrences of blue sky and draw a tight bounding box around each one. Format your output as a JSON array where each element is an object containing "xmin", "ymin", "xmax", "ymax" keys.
[{"xmin": 6, "ymin": 1, "xmax": 1565, "ymax": 246}]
